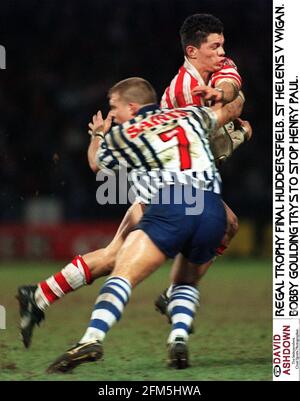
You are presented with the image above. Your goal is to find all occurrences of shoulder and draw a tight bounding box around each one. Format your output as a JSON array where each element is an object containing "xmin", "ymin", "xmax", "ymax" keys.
[
  {"xmin": 222, "ymin": 57, "xmax": 238, "ymax": 70},
  {"xmin": 178, "ymin": 105, "xmax": 218, "ymax": 130}
]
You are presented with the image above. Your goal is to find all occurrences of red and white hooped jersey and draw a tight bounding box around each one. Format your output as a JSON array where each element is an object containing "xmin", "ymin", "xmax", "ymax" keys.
[{"xmin": 160, "ymin": 56, "xmax": 242, "ymax": 108}]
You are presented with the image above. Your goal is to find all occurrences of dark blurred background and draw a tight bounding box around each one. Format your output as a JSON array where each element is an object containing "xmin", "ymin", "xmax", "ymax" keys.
[{"xmin": 0, "ymin": 0, "xmax": 272, "ymax": 259}]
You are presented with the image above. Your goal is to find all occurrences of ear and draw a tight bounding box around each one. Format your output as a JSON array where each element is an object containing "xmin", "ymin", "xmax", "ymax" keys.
[
  {"xmin": 186, "ymin": 45, "xmax": 198, "ymax": 59},
  {"xmin": 128, "ymin": 103, "xmax": 140, "ymax": 116}
]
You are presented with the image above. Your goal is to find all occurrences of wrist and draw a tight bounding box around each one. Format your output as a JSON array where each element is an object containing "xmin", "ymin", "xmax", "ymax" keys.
[{"xmin": 89, "ymin": 130, "xmax": 105, "ymax": 140}]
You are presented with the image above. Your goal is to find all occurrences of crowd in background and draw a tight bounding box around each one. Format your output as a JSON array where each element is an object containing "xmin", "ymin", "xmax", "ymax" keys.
[{"xmin": 0, "ymin": 0, "xmax": 272, "ymax": 231}]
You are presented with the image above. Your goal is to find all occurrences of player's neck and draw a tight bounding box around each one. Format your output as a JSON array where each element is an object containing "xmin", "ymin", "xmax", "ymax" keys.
[
  {"xmin": 188, "ymin": 59, "xmax": 210, "ymax": 84},
  {"xmin": 198, "ymin": 69, "xmax": 210, "ymax": 84}
]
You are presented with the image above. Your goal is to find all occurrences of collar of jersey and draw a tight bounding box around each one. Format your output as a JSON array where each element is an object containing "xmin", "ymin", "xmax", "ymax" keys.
[
  {"xmin": 128, "ymin": 104, "xmax": 160, "ymax": 125},
  {"xmin": 136, "ymin": 104, "xmax": 160, "ymax": 116},
  {"xmin": 183, "ymin": 57, "xmax": 205, "ymax": 85}
]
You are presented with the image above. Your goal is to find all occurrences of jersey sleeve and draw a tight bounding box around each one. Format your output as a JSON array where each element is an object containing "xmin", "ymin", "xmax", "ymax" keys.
[{"xmin": 210, "ymin": 57, "xmax": 242, "ymax": 89}]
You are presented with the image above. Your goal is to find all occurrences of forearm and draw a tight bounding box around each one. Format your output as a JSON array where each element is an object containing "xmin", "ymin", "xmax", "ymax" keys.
[
  {"xmin": 216, "ymin": 80, "xmax": 239, "ymax": 104},
  {"xmin": 87, "ymin": 137, "xmax": 101, "ymax": 172},
  {"xmin": 214, "ymin": 91, "xmax": 245, "ymax": 128}
]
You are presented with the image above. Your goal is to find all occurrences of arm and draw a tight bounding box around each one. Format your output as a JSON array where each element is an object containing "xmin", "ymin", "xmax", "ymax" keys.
[
  {"xmin": 215, "ymin": 80, "xmax": 239, "ymax": 104},
  {"xmin": 88, "ymin": 137, "xmax": 101, "ymax": 172},
  {"xmin": 191, "ymin": 79, "xmax": 239, "ymax": 104},
  {"xmin": 211, "ymin": 57, "xmax": 242, "ymax": 103},
  {"xmin": 213, "ymin": 91, "xmax": 245, "ymax": 128}
]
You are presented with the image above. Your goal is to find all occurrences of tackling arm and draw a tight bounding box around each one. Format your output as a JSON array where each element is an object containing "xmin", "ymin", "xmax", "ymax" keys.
[
  {"xmin": 215, "ymin": 79, "xmax": 239, "ymax": 104},
  {"xmin": 212, "ymin": 57, "xmax": 242, "ymax": 104},
  {"xmin": 214, "ymin": 91, "xmax": 245, "ymax": 128},
  {"xmin": 208, "ymin": 92, "xmax": 254, "ymax": 163}
]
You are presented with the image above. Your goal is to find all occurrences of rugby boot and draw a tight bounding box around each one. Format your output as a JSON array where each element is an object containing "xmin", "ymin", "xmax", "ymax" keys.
[
  {"xmin": 168, "ymin": 336, "xmax": 189, "ymax": 369},
  {"xmin": 47, "ymin": 340, "xmax": 103, "ymax": 373},
  {"xmin": 16, "ymin": 285, "xmax": 45, "ymax": 348},
  {"xmin": 154, "ymin": 289, "xmax": 171, "ymax": 324}
]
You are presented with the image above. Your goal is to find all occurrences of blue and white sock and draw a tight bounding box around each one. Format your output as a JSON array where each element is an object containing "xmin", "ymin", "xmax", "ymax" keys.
[
  {"xmin": 79, "ymin": 276, "xmax": 132, "ymax": 344},
  {"xmin": 167, "ymin": 284, "xmax": 200, "ymax": 343}
]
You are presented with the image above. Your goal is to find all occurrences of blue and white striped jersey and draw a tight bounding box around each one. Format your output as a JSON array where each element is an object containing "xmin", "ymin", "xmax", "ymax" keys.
[{"xmin": 96, "ymin": 104, "xmax": 222, "ymax": 202}]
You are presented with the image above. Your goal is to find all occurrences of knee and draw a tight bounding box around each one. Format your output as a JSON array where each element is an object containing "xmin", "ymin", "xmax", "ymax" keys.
[
  {"xmin": 101, "ymin": 246, "xmax": 118, "ymax": 273},
  {"xmin": 82, "ymin": 246, "xmax": 117, "ymax": 278}
]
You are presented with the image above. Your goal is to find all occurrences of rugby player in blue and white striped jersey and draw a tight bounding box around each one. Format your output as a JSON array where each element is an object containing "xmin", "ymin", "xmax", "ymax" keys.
[{"xmin": 47, "ymin": 77, "xmax": 245, "ymax": 372}]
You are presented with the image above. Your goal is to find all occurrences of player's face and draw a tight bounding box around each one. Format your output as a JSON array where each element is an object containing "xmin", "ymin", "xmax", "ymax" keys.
[
  {"xmin": 196, "ymin": 33, "xmax": 225, "ymax": 73},
  {"xmin": 109, "ymin": 92, "xmax": 134, "ymax": 124}
]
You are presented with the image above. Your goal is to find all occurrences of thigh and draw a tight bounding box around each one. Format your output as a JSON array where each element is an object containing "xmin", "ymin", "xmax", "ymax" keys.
[
  {"xmin": 112, "ymin": 229, "xmax": 167, "ymax": 288},
  {"xmin": 113, "ymin": 202, "xmax": 144, "ymax": 240},
  {"xmin": 106, "ymin": 202, "xmax": 144, "ymax": 254}
]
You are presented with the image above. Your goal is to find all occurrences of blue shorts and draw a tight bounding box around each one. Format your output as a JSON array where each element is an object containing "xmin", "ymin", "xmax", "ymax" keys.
[{"xmin": 135, "ymin": 185, "xmax": 226, "ymax": 264}]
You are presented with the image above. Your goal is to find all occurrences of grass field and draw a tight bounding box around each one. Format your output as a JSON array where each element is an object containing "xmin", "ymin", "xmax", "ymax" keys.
[{"xmin": 0, "ymin": 258, "xmax": 272, "ymax": 381}]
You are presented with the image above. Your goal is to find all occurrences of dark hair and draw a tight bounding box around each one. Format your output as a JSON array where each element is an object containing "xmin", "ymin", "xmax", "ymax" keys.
[
  {"xmin": 108, "ymin": 77, "xmax": 157, "ymax": 104},
  {"xmin": 180, "ymin": 14, "xmax": 224, "ymax": 55}
]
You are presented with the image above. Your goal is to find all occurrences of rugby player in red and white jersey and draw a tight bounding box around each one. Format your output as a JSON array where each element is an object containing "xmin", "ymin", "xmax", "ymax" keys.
[
  {"xmin": 161, "ymin": 13, "xmax": 243, "ymax": 142},
  {"xmin": 156, "ymin": 14, "xmax": 251, "ymax": 310},
  {"xmin": 17, "ymin": 14, "xmax": 252, "ymax": 353}
]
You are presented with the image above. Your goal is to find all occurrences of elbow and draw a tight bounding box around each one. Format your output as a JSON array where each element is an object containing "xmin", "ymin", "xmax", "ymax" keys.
[
  {"xmin": 87, "ymin": 152, "xmax": 100, "ymax": 173},
  {"xmin": 89, "ymin": 160, "xmax": 99, "ymax": 173},
  {"xmin": 233, "ymin": 92, "xmax": 245, "ymax": 119}
]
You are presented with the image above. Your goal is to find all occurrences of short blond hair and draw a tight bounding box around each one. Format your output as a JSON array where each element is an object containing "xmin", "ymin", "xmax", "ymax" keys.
[{"xmin": 108, "ymin": 77, "xmax": 157, "ymax": 105}]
